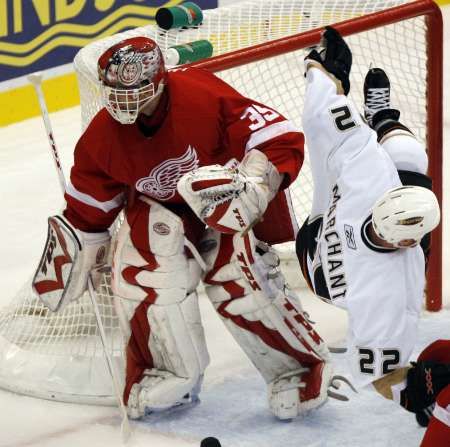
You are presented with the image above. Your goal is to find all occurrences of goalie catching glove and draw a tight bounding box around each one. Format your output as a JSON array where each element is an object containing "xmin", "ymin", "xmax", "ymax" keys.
[
  {"xmin": 32, "ymin": 215, "xmax": 110, "ymax": 312},
  {"xmin": 305, "ymin": 26, "xmax": 352, "ymax": 95},
  {"xmin": 177, "ymin": 150, "xmax": 283, "ymax": 234}
]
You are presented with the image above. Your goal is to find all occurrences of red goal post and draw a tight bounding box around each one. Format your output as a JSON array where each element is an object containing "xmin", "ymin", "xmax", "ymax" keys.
[{"xmin": 191, "ymin": 0, "xmax": 443, "ymax": 311}]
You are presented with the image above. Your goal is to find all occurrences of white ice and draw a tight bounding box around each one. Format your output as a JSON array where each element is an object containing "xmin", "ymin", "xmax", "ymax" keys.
[{"xmin": 0, "ymin": 5, "xmax": 449, "ymax": 447}]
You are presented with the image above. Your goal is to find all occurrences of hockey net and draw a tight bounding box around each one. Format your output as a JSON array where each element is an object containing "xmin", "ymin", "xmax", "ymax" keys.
[{"xmin": 0, "ymin": 0, "xmax": 442, "ymax": 405}]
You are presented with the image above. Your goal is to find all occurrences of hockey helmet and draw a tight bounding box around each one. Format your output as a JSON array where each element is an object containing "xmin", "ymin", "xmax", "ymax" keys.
[
  {"xmin": 98, "ymin": 36, "xmax": 166, "ymax": 124},
  {"xmin": 372, "ymin": 185, "xmax": 440, "ymax": 247}
]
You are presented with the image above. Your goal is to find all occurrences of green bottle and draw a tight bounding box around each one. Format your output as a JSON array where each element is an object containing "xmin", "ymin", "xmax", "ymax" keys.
[
  {"xmin": 156, "ymin": 2, "xmax": 203, "ymax": 30},
  {"xmin": 165, "ymin": 40, "xmax": 213, "ymax": 66}
]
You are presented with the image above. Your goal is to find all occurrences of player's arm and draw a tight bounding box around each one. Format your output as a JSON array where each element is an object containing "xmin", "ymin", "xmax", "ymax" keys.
[
  {"xmin": 223, "ymin": 93, "xmax": 304, "ymax": 189},
  {"xmin": 302, "ymin": 27, "xmax": 374, "ymax": 177},
  {"xmin": 33, "ymin": 133, "xmax": 126, "ymax": 312},
  {"xmin": 178, "ymin": 149, "xmax": 283, "ymax": 234},
  {"xmin": 64, "ymin": 132, "xmax": 126, "ymax": 232}
]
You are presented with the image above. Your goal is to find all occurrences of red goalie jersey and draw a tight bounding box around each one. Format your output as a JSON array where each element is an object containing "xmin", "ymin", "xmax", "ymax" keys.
[{"xmin": 64, "ymin": 67, "xmax": 304, "ymax": 244}]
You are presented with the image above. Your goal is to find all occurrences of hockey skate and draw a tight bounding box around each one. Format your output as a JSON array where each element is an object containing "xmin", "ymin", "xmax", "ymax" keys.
[
  {"xmin": 127, "ymin": 369, "xmax": 203, "ymax": 420},
  {"xmin": 269, "ymin": 360, "xmax": 357, "ymax": 420},
  {"xmin": 363, "ymin": 67, "xmax": 392, "ymax": 127},
  {"xmin": 268, "ymin": 361, "xmax": 334, "ymax": 420}
]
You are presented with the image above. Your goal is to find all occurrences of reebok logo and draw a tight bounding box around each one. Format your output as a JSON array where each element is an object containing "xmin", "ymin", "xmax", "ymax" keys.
[{"xmin": 344, "ymin": 224, "xmax": 357, "ymax": 250}]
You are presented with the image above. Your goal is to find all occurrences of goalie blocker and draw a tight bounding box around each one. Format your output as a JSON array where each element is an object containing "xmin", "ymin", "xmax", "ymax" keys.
[{"xmin": 33, "ymin": 215, "xmax": 110, "ymax": 312}]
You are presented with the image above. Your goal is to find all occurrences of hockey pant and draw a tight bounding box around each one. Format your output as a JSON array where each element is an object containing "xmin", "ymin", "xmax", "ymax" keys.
[
  {"xmin": 201, "ymin": 228, "xmax": 331, "ymax": 419},
  {"xmin": 111, "ymin": 196, "xmax": 209, "ymax": 419}
]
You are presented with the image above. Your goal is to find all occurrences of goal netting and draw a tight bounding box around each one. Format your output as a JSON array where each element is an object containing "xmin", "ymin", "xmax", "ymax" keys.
[{"xmin": 0, "ymin": 0, "xmax": 442, "ymax": 406}]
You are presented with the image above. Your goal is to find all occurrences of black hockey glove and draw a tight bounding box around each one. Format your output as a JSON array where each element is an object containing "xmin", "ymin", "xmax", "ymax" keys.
[
  {"xmin": 305, "ymin": 26, "xmax": 352, "ymax": 95},
  {"xmin": 400, "ymin": 360, "xmax": 450, "ymax": 413}
]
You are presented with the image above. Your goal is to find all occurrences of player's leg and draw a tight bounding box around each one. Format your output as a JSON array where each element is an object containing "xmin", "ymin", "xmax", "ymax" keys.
[
  {"xmin": 201, "ymin": 228, "xmax": 332, "ymax": 420},
  {"xmin": 364, "ymin": 67, "xmax": 428, "ymax": 176},
  {"xmin": 111, "ymin": 196, "xmax": 209, "ymax": 419},
  {"xmin": 364, "ymin": 67, "xmax": 434, "ymax": 260}
]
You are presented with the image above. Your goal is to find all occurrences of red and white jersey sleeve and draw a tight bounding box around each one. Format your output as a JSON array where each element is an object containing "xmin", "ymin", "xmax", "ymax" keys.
[{"xmin": 64, "ymin": 127, "xmax": 126, "ymax": 232}]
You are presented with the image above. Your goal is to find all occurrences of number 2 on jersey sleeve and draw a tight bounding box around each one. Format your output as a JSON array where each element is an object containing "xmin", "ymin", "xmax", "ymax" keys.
[
  {"xmin": 330, "ymin": 105, "xmax": 358, "ymax": 131},
  {"xmin": 241, "ymin": 104, "xmax": 280, "ymax": 131}
]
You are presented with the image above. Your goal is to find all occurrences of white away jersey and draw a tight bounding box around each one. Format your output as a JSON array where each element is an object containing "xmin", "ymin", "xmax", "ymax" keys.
[{"xmin": 302, "ymin": 67, "xmax": 426, "ymax": 387}]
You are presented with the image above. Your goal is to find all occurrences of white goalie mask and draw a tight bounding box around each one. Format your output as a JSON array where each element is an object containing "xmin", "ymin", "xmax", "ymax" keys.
[
  {"xmin": 98, "ymin": 36, "xmax": 166, "ymax": 124},
  {"xmin": 372, "ymin": 185, "xmax": 440, "ymax": 247}
]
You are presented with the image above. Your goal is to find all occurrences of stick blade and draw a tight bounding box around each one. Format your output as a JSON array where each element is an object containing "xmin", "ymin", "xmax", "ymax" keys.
[{"xmin": 121, "ymin": 416, "xmax": 132, "ymax": 444}]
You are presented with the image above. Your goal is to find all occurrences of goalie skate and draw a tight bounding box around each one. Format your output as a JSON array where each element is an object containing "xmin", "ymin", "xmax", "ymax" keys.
[{"xmin": 127, "ymin": 369, "xmax": 203, "ymax": 419}]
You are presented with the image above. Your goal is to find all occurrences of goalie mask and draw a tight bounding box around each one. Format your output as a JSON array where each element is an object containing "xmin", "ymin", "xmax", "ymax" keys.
[
  {"xmin": 98, "ymin": 36, "xmax": 166, "ymax": 124},
  {"xmin": 372, "ymin": 186, "xmax": 440, "ymax": 247}
]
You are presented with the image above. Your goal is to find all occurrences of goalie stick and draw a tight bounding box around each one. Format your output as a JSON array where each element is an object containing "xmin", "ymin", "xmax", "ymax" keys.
[
  {"xmin": 88, "ymin": 274, "xmax": 131, "ymax": 442},
  {"xmin": 28, "ymin": 72, "xmax": 131, "ymax": 443},
  {"xmin": 27, "ymin": 72, "xmax": 66, "ymax": 195}
]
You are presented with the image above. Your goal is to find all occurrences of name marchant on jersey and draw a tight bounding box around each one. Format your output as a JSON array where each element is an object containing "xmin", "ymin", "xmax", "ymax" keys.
[{"xmin": 324, "ymin": 184, "xmax": 347, "ymax": 301}]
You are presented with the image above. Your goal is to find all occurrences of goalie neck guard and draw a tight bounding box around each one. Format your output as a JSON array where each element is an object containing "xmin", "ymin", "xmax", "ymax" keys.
[{"xmin": 97, "ymin": 36, "xmax": 167, "ymax": 125}]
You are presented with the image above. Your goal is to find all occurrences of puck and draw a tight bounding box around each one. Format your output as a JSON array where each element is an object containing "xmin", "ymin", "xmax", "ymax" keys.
[{"xmin": 200, "ymin": 437, "xmax": 221, "ymax": 447}]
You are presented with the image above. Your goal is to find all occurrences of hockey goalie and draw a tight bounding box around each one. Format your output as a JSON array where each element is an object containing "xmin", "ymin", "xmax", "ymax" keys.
[{"xmin": 32, "ymin": 36, "xmax": 333, "ymax": 420}]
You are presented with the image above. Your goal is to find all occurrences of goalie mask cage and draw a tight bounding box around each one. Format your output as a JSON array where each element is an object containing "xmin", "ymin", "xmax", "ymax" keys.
[{"xmin": 0, "ymin": 0, "xmax": 442, "ymax": 406}]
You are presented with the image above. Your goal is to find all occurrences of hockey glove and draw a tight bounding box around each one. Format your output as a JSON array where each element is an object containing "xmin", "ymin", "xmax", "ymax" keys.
[
  {"xmin": 401, "ymin": 360, "xmax": 450, "ymax": 413},
  {"xmin": 177, "ymin": 150, "xmax": 282, "ymax": 235},
  {"xmin": 305, "ymin": 26, "xmax": 352, "ymax": 95}
]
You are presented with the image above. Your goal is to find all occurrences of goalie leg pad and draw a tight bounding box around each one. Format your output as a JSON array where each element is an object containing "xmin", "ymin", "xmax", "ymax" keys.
[
  {"xmin": 112, "ymin": 197, "xmax": 209, "ymax": 418},
  {"xmin": 124, "ymin": 291, "xmax": 208, "ymax": 419},
  {"xmin": 201, "ymin": 229, "xmax": 331, "ymax": 419}
]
